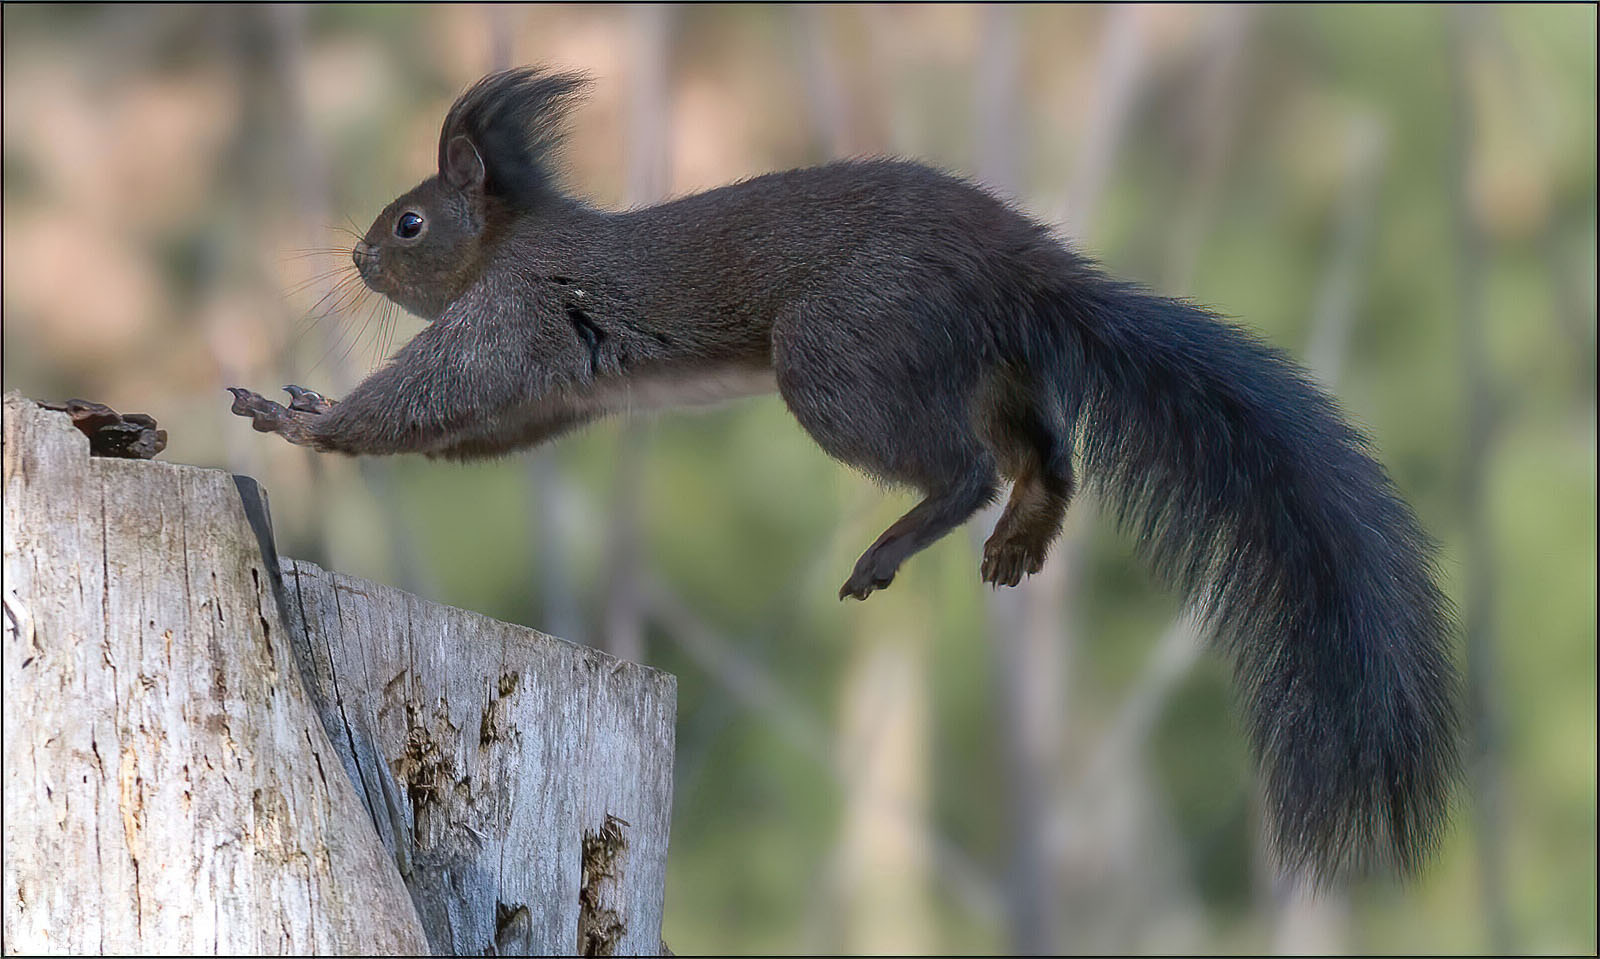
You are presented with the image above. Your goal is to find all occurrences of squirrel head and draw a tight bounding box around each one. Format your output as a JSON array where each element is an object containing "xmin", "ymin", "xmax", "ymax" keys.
[{"xmin": 353, "ymin": 67, "xmax": 589, "ymax": 320}]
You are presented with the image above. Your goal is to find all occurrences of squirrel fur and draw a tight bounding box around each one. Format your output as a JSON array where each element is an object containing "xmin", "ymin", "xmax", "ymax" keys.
[{"xmin": 230, "ymin": 67, "xmax": 1461, "ymax": 881}]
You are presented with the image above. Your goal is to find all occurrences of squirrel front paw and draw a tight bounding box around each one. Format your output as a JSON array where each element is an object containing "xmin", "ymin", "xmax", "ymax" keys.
[{"xmin": 227, "ymin": 385, "xmax": 334, "ymax": 445}]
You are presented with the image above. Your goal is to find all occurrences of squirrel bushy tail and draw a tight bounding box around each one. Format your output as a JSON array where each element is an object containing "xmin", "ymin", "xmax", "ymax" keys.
[{"xmin": 1055, "ymin": 270, "xmax": 1461, "ymax": 877}]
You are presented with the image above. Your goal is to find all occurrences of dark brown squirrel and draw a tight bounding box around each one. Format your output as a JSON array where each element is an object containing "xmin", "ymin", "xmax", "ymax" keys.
[{"xmin": 230, "ymin": 67, "xmax": 1460, "ymax": 882}]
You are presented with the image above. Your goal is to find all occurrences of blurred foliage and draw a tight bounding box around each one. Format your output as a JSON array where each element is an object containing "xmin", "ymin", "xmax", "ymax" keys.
[{"xmin": 3, "ymin": 4, "xmax": 1594, "ymax": 954}]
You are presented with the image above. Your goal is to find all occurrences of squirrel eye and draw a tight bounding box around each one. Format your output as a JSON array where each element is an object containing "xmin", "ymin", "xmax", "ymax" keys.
[{"xmin": 395, "ymin": 212, "xmax": 424, "ymax": 239}]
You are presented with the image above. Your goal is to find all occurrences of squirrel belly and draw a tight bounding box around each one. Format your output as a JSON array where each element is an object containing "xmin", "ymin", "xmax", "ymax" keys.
[
  {"xmin": 228, "ymin": 66, "xmax": 1462, "ymax": 884},
  {"xmin": 584, "ymin": 363, "xmax": 778, "ymax": 414}
]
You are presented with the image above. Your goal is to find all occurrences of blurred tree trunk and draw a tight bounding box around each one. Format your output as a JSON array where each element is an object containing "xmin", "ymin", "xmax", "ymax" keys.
[
  {"xmin": 833, "ymin": 606, "xmax": 937, "ymax": 955},
  {"xmin": 791, "ymin": 4, "xmax": 854, "ymax": 159},
  {"xmin": 489, "ymin": 8, "xmax": 589, "ymax": 647},
  {"xmin": 1057, "ymin": 6, "xmax": 1147, "ymax": 237},
  {"xmin": 1054, "ymin": 9, "xmax": 1243, "ymax": 950},
  {"xmin": 1161, "ymin": 6, "xmax": 1250, "ymax": 292},
  {"xmin": 1448, "ymin": 7, "xmax": 1513, "ymax": 952},
  {"xmin": 1261, "ymin": 108, "xmax": 1388, "ymax": 956},
  {"xmin": 603, "ymin": 3, "xmax": 676, "ymax": 665},
  {"xmin": 267, "ymin": 5, "xmax": 437, "ymax": 600},
  {"xmin": 973, "ymin": 6, "xmax": 1169, "ymax": 951},
  {"xmin": 970, "ymin": 7, "xmax": 1067, "ymax": 954},
  {"xmin": 472, "ymin": 8, "xmax": 591, "ymax": 647}
]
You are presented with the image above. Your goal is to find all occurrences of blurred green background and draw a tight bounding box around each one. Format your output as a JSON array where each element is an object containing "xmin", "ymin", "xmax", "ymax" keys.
[{"xmin": 3, "ymin": 4, "xmax": 1594, "ymax": 954}]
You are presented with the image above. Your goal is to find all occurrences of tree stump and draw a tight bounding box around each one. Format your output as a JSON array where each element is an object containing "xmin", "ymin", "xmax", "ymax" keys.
[{"xmin": 2, "ymin": 394, "xmax": 676, "ymax": 956}]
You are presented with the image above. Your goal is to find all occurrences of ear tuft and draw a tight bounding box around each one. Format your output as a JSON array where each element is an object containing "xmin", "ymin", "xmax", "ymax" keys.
[
  {"xmin": 444, "ymin": 135, "xmax": 486, "ymax": 192},
  {"xmin": 437, "ymin": 67, "xmax": 590, "ymax": 205}
]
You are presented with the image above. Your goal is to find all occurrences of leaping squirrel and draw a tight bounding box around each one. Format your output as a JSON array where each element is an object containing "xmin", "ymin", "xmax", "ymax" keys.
[{"xmin": 231, "ymin": 68, "xmax": 1461, "ymax": 881}]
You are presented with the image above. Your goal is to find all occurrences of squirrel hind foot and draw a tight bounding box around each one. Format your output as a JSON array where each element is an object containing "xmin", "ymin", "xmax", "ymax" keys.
[
  {"xmin": 979, "ymin": 536, "xmax": 1048, "ymax": 588},
  {"xmin": 839, "ymin": 546, "xmax": 898, "ymax": 600},
  {"xmin": 979, "ymin": 467, "xmax": 1070, "ymax": 587}
]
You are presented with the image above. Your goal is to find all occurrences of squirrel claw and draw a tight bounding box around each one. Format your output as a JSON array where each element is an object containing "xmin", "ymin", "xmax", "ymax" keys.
[
  {"xmin": 228, "ymin": 387, "xmax": 315, "ymax": 445},
  {"xmin": 979, "ymin": 536, "xmax": 1047, "ymax": 588},
  {"xmin": 228, "ymin": 387, "xmax": 292, "ymax": 433},
  {"xmin": 839, "ymin": 560, "xmax": 897, "ymax": 601},
  {"xmin": 283, "ymin": 385, "xmax": 337, "ymax": 414}
]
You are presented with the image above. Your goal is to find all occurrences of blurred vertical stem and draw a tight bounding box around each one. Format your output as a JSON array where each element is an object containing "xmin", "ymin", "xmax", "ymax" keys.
[
  {"xmin": 1448, "ymin": 6, "xmax": 1513, "ymax": 953},
  {"xmin": 486, "ymin": 4, "xmax": 513, "ymax": 75},
  {"xmin": 268, "ymin": 4, "xmax": 342, "ymax": 573},
  {"xmin": 603, "ymin": 4, "xmax": 675, "ymax": 663},
  {"xmin": 1051, "ymin": 8, "xmax": 1247, "ymax": 946},
  {"xmin": 1162, "ymin": 5, "xmax": 1251, "ymax": 294},
  {"xmin": 971, "ymin": 5, "xmax": 1166, "ymax": 950},
  {"xmin": 1057, "ymin": 6, "xmax": 1146, "ymax": 238},
  {"xmin": 971, "ymin": 5, "xmax": 1065, "ymax": 954},
  {"xmin": 211, "ymin": 5, "xmax": 290, "ymax": 483},
  {"xmin": 269, "ymin": 4, "xmax": 434, "ymax": 595},
  {"xmin": 791, "ymin": 4, "xmax": 852, "ymax": 159},
  {"xmin": 791, "ymin": 11, "xmax": 945, "ymax": 948},
  {"xmin": 483, "ymin": 9, "xmax": 589, "ymax": 644},
  {"xmin": 833, "ymin": 600, "xmax": 937, "ymax": 954},
  {"xmin": 1265, "ymin": 109, "xmax": 1388, "ymax": 956},
  {"xmin": 527, "ymin": 448, "xmax": 583, "ymax": 642},
  {"xmin": 1304, "ymin": 114, "xmax": 1387, "ymax": 388}
]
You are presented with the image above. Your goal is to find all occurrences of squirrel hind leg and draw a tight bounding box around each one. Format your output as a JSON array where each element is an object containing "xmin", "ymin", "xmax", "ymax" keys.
[
  {"xmin": 839, "ymin": 471, "xmax": 999, "ymax": 601},
  {"xmin": 978, "ymin": 395, "xmax": 1076, "ymax": 588},
  {"xmin": 770, "ymin": 295, "xmax": 1001, "ymax": 599},
  {"xmin": 980, "ymin": 457, "xmax": 1073, "ymax": 588}
]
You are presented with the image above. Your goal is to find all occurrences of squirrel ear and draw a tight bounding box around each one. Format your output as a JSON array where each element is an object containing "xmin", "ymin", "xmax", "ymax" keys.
[{"xmin": 444, "ymin": 135, "xmax": 486, "ymax": 193}]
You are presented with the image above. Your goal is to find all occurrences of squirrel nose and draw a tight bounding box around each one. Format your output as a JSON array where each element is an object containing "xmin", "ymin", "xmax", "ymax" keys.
[{"xmin": 352, "ymin": 241, "xmax": 377, "ymax": 272}]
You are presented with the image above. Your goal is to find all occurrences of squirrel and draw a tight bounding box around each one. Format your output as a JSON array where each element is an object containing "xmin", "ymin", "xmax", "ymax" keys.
[{"xmin": 230, "ymin": 67, "xmax": 1461, "ymax": 881}]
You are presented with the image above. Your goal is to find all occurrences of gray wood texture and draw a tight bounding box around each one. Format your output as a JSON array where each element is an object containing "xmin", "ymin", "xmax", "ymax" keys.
[
  {"xmin": 2, "ymin": 393, "xmax": 430, "ymax": 954},
  {"xmin": 3, "ymin": 394, "xmax": 677, "ymax": 956},
  {"xmin": 279, "ymin": 558, "xmax": 676, "ymax": 956}
]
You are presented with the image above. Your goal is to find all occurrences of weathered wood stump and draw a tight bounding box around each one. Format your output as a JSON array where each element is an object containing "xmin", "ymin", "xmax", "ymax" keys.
[{"xmin": 2, "ymin": 393, "xmax": 676, "ymax": 956}]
